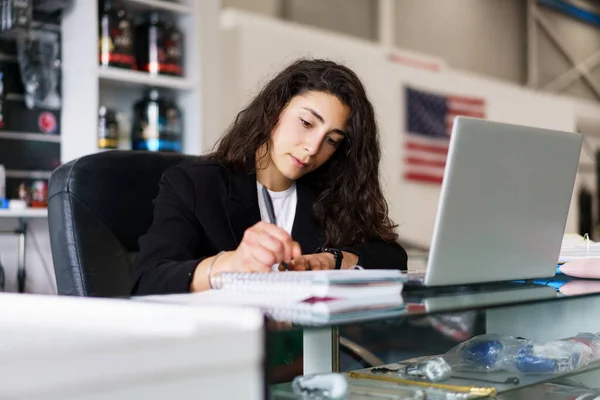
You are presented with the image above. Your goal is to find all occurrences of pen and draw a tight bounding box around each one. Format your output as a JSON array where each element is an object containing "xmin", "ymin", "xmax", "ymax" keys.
[
  {"xmin": 585, "ymin": 233, "xmax": 590, "ymax": 253},
  {"xmin": 261, "ymin": 186, "xmax": 289, "ymax": 271}
]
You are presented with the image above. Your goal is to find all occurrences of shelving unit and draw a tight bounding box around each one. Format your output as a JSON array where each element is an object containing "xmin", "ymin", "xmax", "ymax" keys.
[
  {"xmin": 60, "ymin": 0, "xmax": 222, "ymax": 163},
  {"xmin": 125, "ymin": 0, "xmax": 194, "ymax": 14},
  {"xmin": 0, "ymin": 208, "xmax": 48, "ymax": 218},
  {"xmin": 97, "ymin": 67, "xmax": 197, "ymax": 91}
]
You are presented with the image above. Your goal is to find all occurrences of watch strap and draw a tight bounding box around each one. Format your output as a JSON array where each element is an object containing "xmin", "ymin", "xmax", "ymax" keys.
[{"xmin": 316, "ymin": 247, "xmax": 343, "ymax": 270}]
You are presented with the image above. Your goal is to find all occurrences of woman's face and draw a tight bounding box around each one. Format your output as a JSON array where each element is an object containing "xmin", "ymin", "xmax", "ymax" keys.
[{"xmin": 268, "ymin": 91, "xmax": 350, "ymax": 181}]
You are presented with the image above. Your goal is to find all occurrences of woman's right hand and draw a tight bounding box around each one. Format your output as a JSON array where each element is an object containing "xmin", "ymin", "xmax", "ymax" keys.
[
  {"xmin": 191, "ymin": 222, "xmax": 302, "ymax": 292},
  {"xmin": 216, "ymin": 221, "xmax": 302, "ymax": 274}
]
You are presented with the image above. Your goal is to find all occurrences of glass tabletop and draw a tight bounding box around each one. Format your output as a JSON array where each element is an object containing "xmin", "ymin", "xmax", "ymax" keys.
[
  {"xmin": 265, "ymin": 272, "xmax": 600, "ymax": 397},
  {"xmin": 269, "ymin": 373, "xmax": 600, "ymax": 399},
  {"xmin": 267, "ymin": 272, "xmax": 600, "ymax": 329}
]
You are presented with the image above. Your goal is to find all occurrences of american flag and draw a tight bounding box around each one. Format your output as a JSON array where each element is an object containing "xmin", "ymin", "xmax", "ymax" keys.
[{"xmin": 404, "ymin": 87, "xmax": 486, "ymax": 184}]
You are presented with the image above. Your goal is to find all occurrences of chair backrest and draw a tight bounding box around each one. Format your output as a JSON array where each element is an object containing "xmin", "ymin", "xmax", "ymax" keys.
[{"xmin": 48, "ymin": 150, "xmax": 198, "ymax": 297}]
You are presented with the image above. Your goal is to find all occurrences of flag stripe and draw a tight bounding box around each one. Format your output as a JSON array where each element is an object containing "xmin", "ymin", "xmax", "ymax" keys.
[
  {"xmin": 404, "ymin": 149, "xmax": 447, "ymax": 163},
  {"xmin": 405, "ymin": 141, "xmax": 449, "ymax": 155},
  {"xmin": 448, "ymin": 110, "xmax": 486, "ymax": 119},
  {"xmin": 447, "ymin": 95, "xmax": 485, "ymax": 106},
  {"xmin": 447, "ymin": 102, "xmax": 486, "ymax": 114},
  {"xmin": 405, "ymin": 164, "xmax": 445, "ymax": 176},
  {"xmin": 404, "ymin": 172, "xmax": 444, "ymax": 184},
  {"xmin": 405, "ymin": 157, "xmax": 446, "ymax": 168},
  {"xmin": 405, "ymin": 134, "xmax": 450, "ymax": 149}
]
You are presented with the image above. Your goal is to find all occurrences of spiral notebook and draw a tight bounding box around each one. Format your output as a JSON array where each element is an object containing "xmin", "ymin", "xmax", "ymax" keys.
[
  {"xmin": 559, "ymin": 234, "xmax": 600, "ymax": 263},
  {"xmin": 136, "ymin": 269, "xmax": 406, "ymax": 324},
  {"xmin": 209, "ymin": 269, "xmax": 406, "ymax": 299}
]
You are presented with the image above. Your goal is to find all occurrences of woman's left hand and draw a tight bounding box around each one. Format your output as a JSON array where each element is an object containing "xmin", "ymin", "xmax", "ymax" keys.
[{"xmin": 288, "ymin": 251, "xmax": 359, "ymax": 270}]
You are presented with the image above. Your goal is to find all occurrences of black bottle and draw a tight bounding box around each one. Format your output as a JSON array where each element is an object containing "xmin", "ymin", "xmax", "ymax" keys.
[
  {"xmin": 99, "ymin": 0, "xmax": 135, "ymax": 69},
  {"xmin": 163, "ymin": 15, "xmax": 184, "ymax": 76},
  {"xmin": 98, "ymin": 106, "xmax": 119, "ymax": 149},
  {"xmin": 131, "ymin": 89, "xmax": 182, "ymax": 152},
  {"xmin": 136, "ymin": 12, "xmax": 183, "ymax": 76}
]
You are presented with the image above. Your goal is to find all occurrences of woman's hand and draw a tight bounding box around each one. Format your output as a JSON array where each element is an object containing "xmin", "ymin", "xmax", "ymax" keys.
[
  {"xmin": 218, "ymin": 221, "xmax": 302, "ymax": 273},
  {"xmin": 289, "ymin": 251, "xmax": 359, "ymax": 270},
  {"xmin": 191, "ymin": 222, "xmax": 302, "ymax": 291}
]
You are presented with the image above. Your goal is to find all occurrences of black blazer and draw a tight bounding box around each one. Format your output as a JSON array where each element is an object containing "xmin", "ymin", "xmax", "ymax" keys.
[{"xmin": 131, "ymin": 159, "xmax": 408, "ymax": 295}]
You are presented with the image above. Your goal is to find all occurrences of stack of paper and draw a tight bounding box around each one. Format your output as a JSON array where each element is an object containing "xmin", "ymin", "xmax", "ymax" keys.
[
  {"xmin": 0, "ymin": 293, "xmax": 264, "ymax": 400},
  {"xmin": 138, "ymin": 270, "xmax": 406, "ymax": 324}
]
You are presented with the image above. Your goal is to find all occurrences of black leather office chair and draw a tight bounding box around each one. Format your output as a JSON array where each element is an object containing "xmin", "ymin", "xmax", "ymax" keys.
[{"xmin": 48, "ymin": 150, "xmax": 198, "ymax": 297}]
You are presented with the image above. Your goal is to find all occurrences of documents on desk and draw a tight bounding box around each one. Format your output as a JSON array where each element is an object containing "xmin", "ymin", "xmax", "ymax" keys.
[
  {"xmin": 137, "ymin": 269, "xmax": 406, "ymax": 324},
  {"xmin": 559, "ymin": 233, "xmax": 600, "ymax": 263},
  {"xmin": 0, "ymin": 293, "xmax": 264, "ymax": 400}
]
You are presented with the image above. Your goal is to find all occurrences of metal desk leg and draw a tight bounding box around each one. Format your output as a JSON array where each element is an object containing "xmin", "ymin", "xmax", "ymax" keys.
[
  {"xmin": 303, "ymin": 327, "xmax": 339, "ymax": 375},
  {"xmin": 0, "ymin": 217, "xmax": 28, "ymax": 293},
  {"xmin": 16, "ymin": 218, "xmax": 26, "ymax": 293}
]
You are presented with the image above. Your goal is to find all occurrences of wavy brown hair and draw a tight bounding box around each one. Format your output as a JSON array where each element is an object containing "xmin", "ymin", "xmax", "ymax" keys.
[{"xmin": 211, "ymin": 58, "xmax": 398, "ymax": 247}]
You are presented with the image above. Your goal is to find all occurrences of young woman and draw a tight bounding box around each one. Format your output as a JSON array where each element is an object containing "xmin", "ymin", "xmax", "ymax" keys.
[{"xmin": 131, "ymin": 58, "xmax": 407, "ymax": 296}]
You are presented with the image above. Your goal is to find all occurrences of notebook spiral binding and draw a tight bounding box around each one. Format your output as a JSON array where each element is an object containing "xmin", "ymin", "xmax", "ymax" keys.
[
  {"xmin": 210, "ymin": 271, "xmax": 324, "ymax": 290},
  {"xmin": 210, "ymin": 274, "xmax": 316, "ymax": 295}
]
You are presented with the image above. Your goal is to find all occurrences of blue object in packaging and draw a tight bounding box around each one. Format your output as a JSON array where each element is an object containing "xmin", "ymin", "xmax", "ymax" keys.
[
  {"xmin": 0, "ymin": 198, "xmax": 8, "ymax": 209},
  {"xmin": 460, "ymin": 337, "xmax": 505, "ymax": 369},
  {"xmin": 515, "ymin": 345, "xmax": 559, "ymax": 373}
]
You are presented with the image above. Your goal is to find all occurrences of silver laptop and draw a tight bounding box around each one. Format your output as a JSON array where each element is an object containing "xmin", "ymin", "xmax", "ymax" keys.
[{"xmin": 406, "ymin": 117, "xmax": 583, "ymax": 287}]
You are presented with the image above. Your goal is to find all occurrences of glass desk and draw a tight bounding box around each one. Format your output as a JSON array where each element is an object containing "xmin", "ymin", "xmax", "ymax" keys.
[{"xmin": 267, "ymin": 273, "xmax": 600, "ymax": 399}]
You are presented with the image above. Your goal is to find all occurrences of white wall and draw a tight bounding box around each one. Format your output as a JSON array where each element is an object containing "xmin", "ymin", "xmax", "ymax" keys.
[
  {"xmin": 222, "ymin": 0, "xmax": 526, "ymax": 83},
  {"xmin": 220, "ymin": 9, "xmax": 585, "ymax": 248},
  {"xmin": 283, "ymin": 0, "xmax": 378, "ymax": 42},
  {"xmin": 222, "ymin": 0, "xmax": 600, "ymax": 106},
  {"xmin": 394, "ymin": 0, "xmax": 525, "ymax": 84},
  {"xmin": 222, "ymin": 0, "xmax": 280, "ymax": 17}
]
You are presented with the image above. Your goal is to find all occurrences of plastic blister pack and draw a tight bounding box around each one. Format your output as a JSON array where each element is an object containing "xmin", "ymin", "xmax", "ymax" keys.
[{"xmin": 444, "ymin": 333, "xmax": 600, "ymax": 375}]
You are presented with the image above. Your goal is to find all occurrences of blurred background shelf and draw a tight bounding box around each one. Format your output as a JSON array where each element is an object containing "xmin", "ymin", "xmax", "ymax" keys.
[
  {"xmin": 98, "ymin": 67, "xmax": 197, "ymax": 91},
  {"xmin": 0, "ymin": 208, "xmax": 48, "ymax": 219},
  {"xmin": 124, "ymin": 0, "xmax": 194, "ymax": 14}
]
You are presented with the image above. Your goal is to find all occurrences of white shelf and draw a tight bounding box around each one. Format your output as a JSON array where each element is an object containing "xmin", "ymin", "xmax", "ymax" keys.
[
  {"xmin": 98, "ymin": 67, "xmax": 196, "ymax": 91},
  {"xmin": 124, "ymin": 0, "xmax": 193, "ymax": 14},
  {"xmin": 0, "ymin": 208, "xmax": 48, "ymax": 218},
  {"xmin": 0, "ymin": 131, "xmax": 61, "ymax": 143}
]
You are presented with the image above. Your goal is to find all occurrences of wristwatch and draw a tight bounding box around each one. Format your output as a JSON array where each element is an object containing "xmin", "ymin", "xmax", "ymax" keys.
[{"xmin": 316, "ymin": 247, "xmax": 343, "ymax": 270}]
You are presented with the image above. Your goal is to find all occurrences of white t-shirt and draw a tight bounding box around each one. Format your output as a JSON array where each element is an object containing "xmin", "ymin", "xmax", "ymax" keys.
[{"xmin": 256, "ymin": 181, "xmax": 297, "ymax": 236}]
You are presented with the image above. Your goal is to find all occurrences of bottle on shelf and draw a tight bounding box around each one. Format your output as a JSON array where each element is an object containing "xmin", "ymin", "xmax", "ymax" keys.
[
  {"xmin": 131, "ymin": 89, "xmax": 182, "ymax": 152},
  {"xmin": 99, "ymin": 0, "xmax": 135, "ymax": 70},
  {"xmin": 135, "ymin": 12, "xmax": 184, "ymax": 77},
  {"xmin": 98, "ymin": 105, "xmax": 119, "ymax": 149},
  {"xmin": 31, "ymin": 181, "xmax": 48, "ymax": 208},
  {"xmin": 116, "ymin": 112, "xmax": 131, "ymax": 150},
  {"xmin": 17, "ymin": 182, "xmax": 30, "ymax": 206},
  {"xmin": 0, "ymin": 164, "xmax": 6, "ymax": 209},
  {"xmin": 163, "ymin": 14, "xmax": 184, "ymax": 77}
]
